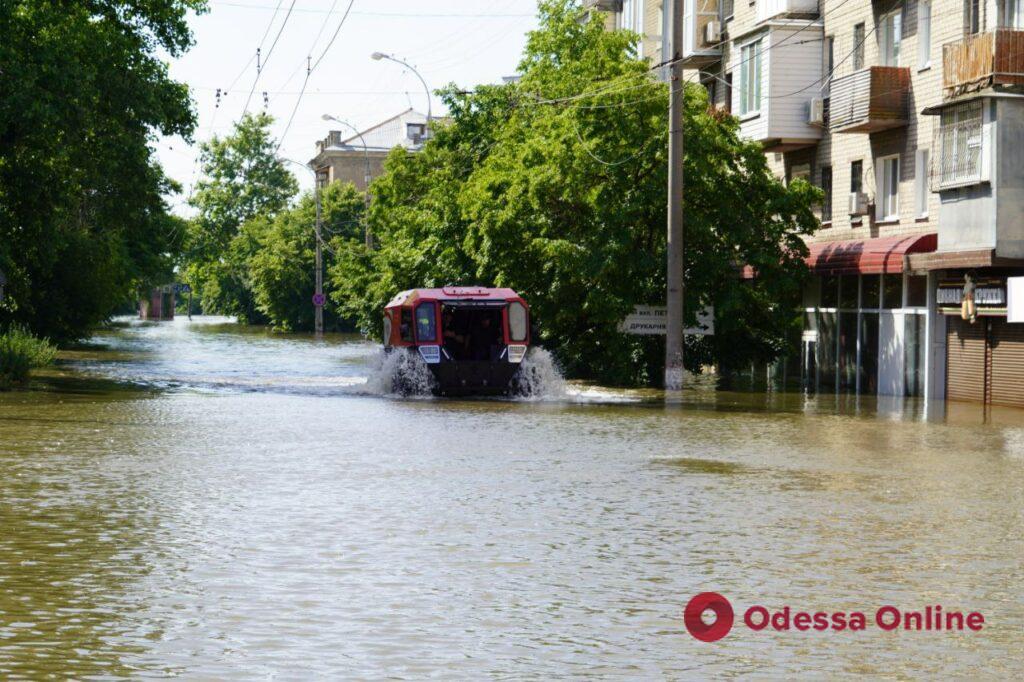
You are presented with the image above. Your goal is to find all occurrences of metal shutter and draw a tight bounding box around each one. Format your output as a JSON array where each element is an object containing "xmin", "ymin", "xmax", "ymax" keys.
[
  {"xmin": 989, "ymin": 320, "xmax": 1024, "ymax": 408},
  {"xmin": 946, "ymin": 317, "xmax": 988, "ymax": 403}
]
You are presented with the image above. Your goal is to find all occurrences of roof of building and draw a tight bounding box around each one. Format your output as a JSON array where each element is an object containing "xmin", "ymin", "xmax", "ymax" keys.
[{"xmin": 330, "ymin": 108, "xmax": 429, "ymax": 152}]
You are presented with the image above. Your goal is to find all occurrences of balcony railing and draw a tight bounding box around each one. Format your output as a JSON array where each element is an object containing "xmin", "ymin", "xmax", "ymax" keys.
[
  {"xmin": 828, "ymin": 66, "xmax": 910, "ymax": 134},
  {"xmin": 943, "ymin": 28, "xmax": 1024, "ymax": 98}
]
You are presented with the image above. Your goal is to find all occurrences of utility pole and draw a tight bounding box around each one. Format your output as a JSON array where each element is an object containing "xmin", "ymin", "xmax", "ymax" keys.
[
  {"xmin": 314, "ymin": 179, "xmax": 324, "ymax": 337},
  {"xmin": 664, "ymin": 0, "xmax": 686, "ymax": 391}
]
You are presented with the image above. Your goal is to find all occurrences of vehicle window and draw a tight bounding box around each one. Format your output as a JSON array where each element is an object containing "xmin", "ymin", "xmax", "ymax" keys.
[
  {"xmin": 508, "ymin": 302, "xmax": 528, "ymax": 342},
  {"xmin": 400, "ymin": 309, "xmax": 414, "ymax": 342},
  {"xmin": 415, "ymin": 302, "xmax": 437, "ymax": 342},
  {"xmin": 383, "ymin": 315, "xmax": 392, "ymax": 346}
]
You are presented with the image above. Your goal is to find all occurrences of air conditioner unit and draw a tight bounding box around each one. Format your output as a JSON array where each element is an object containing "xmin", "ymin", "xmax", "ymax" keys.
[
  {"xmin": 703, "ymin": 21, "xmax": 722, "ymax": 46},
  {"xmin": 849, "ymin": 192, "xmax": 870, "ymax": 216},
  {"xmin": 808, "ymin": 98, "xmax": 825, "ymax": 126}
]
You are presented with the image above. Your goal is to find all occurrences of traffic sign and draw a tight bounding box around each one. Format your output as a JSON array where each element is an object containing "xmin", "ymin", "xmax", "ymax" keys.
[{"xmin": 312, "ymin": 293, "xmax": 326, "ymax": 307}]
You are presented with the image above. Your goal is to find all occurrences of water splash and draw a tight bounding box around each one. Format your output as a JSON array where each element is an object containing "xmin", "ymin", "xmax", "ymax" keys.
[
  {"xmin": 510, "ymin": 347, "xmax": 567, "ymax": 400},
  {"xmin": 364, "ymin": 349, "xmax": 437, "ymax": 397}
]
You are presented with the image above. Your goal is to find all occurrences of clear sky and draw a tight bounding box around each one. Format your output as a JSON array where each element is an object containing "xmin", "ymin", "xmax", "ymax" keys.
[{"xmin": 157, "ymin": 0, "xmax": 540, "ymax": 215}]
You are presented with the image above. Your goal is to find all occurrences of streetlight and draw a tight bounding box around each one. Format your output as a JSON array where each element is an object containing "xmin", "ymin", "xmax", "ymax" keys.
[
  {"xmin": 281, "ymin": 157, "xmax": 324, "ymax": 337},
  {"xmin": 370, "ymin": 52, "xmax": 432, "ymax": 137},
  {"xmin": 322, "ymin": 114, "xmax": 374, "ymax": 249}
]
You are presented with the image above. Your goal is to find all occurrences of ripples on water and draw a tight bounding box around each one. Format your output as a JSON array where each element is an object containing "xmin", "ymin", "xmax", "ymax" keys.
[{"xmin": 1, "ymin": 317, "xmax": 1023, "ymax": 677}]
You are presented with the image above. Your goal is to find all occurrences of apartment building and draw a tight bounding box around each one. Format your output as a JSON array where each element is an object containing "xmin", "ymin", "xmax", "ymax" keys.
[
  {"xmin": 597, "ymin": 0, "xmax": 1024, "ymax": 407},
  {"xmin": 310, "ymin": 109, "xmax": 430, "ymax": 191}
]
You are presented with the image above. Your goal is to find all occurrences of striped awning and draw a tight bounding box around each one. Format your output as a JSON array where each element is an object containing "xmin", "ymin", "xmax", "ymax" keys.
[{"xmin": 743, "ymin": 233, "xmax": 937, "ymax": 278}]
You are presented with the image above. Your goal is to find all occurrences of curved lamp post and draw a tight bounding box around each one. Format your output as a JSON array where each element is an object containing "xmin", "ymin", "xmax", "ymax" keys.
[
  {"xmin": 370, "ymin": 52, "xmax": 432, "ymax": 137},
  {"xmin": 321, "ymin": 114, "xmax": 373, "ymax": 248},
  {"xmin": 281, "ymin": 157, "xmax": 324, "ymax": 337}
]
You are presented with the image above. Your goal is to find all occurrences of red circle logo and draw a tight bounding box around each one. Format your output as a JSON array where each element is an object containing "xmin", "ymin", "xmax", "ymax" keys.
[{"xmin": 684, "ymin": 592, "xmax": 734, "ymax": 642}]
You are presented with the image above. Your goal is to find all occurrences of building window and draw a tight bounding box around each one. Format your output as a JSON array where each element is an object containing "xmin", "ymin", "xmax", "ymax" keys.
[
  {"xmin": 722, "ymin": 0, "xmax": 735, "ymax": 20},
  {"xmin": 918, "ymin": 1, "xmax": 932, "ymax": 69},
  {"xmin": 877, "ymin": 154, "xmax": 900, "ymax": 221},
  {"xmin": 915, "ymin": 148, "xmax": 930, "ymax": 217},
  {"xmin": 967, "ymin": 0, "xmax": 982, "ymax": 34},
  {"xmin": 851, "ymin": 160, "xmax": 863, "ymax": 194},
  {"xmin": 740, "ymin": 39, "xmax": 763, "ymax": 116},
  {"xmin": 880, "ymin": 10, "xmax": 902, "ymax": 67},
  {"xmin": 824, "ymin": 36, "xmax": 835, "ymax": 94},
  {"xmin": 1003, "ymin": 0, "xmax": 1024, "ymax": 28},
  {"xmin": 821, "ymin": 166, "xmax": 833, "ymax": 222},
  {"xmin": 938, "ymin": 101, "xmax": 984, "ymax": 187},
  {"xmin": 853, "ymin": 23, "xmax": 865, "ymax": 70}
]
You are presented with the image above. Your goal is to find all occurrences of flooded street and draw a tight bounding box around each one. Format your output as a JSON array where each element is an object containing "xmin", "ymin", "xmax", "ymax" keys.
[{"xmin": 2, "ymin": 318, "xmax": 1023, "ymax": 677}]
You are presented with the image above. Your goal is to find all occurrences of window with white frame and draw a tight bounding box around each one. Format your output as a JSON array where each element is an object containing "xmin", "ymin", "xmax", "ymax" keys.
[
  {"xmin": 1002, "ymin": 0, "xmax": 1024, "ymax": 28},
  {"xmin": 880, "ymin": 10, "xmax": 902, "ymax": 67},
  {"xmin": 915, "ymin": 149, "xmax": 930, "ymax": 217},
  {"xmin": 740, "ymin": 38, "xmax": 763, "ymax": 115},
  {"xmin": 619, "ymin": 0, "xmax": 645, "ymax": 34},
  {"xmin": 937, "ymin": 101, "xmax": 984, "ymax": 187},
  {"xmin": 877, "ymin": 155, "xmax": 900, "ymax": 220},
  {"xmin": 918, "ymin": 1, "xmax": 931, "ymax": 69}
]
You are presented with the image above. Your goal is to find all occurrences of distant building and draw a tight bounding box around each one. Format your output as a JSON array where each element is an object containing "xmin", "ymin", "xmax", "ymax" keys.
[
  {"xmin": 309, "ymin": 109, "xmax": 431, "ymax": 191},
  {"xmin": 140, "ymin": 285, "xmax": 175, "ymax": 321}
]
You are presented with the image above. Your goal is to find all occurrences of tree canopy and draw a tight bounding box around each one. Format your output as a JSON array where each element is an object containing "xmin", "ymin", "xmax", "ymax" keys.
[
  {"xmin": 0, "ymin": 0, "xmax": 205, "ymax": 341},
  {"xmin": 331, "ymin": 0, "xmax": 819, "ymax": 385}
]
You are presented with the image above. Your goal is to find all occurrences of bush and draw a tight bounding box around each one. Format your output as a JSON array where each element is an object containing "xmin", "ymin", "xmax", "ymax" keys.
[{"xmin": 0, "ymin": 325, "xmax": 57, "ymax": 389}]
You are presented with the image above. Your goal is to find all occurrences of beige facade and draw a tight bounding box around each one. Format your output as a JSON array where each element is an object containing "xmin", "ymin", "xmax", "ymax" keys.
[
  {"xmin": 309, "ymin": 109, "xmax": 430, "ymax": 192},
  {"xmin": 598, "ymin": 0, "xmax": 1024, "ymax": 403}
]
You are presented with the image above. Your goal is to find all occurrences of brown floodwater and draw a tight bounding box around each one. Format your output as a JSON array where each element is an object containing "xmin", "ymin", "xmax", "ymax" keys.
[{"xmin": 1, "ymin": 317, "xmax": 1023, "ymax": 677}]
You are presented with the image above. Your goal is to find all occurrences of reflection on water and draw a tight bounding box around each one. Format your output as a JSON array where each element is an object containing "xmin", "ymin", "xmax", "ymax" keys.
[{"xmin": 1, "ymin": 317, "xmax": 1023, "ymax": 677}]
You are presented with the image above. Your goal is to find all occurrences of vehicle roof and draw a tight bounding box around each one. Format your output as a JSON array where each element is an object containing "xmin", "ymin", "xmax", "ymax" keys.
[{"xmin": 385, "ymin": 287, "xmax": 523, "ymax": 308}]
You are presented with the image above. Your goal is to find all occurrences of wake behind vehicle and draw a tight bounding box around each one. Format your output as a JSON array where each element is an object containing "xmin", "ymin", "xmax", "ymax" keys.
[{"xmin": 383, "ymin": 287, "xmax": 530, "ymax": 396}]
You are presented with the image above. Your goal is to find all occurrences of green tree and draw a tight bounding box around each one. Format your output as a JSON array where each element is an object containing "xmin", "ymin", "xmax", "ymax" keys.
[
  {"xmin": 0, "ymin": 0, "xmax": 205, "ymax": 341},
  {"xmin": 332, "ymin": 0, "xmax": 819, "ymax": 385},
  {"xmin": 185, "ymin": 112, "xmax": 298, "ymax": 322},
  {"xmin": 249, "ymin": 182, "xmax": 365, "ymax": 331}
]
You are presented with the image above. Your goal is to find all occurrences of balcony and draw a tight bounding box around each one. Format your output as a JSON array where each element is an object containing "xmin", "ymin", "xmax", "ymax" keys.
[
  {"xmin": 828, "ymin": 66, "xmax": 910, "ymax": 134},
  {"xmin": 756, "ymin": 0, "xmax": 819, "ymax": 24},
  {"xmin": 681, "ymin": 0, "xmax": 722, "ymax": 67},
  {"xmin": 943, "ymin": 29, "xmax": 1024, "ymax": 98}
]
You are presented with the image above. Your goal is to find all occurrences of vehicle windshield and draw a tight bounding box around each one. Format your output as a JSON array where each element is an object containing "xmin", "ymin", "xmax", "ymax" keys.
[{"xmin": 441, "ymin": 305, "xmax": 504, "ymax": 361}]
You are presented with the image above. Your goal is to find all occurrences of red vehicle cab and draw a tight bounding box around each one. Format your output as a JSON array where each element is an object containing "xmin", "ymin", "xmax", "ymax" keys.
[{"xmin": 383, "ymin": 287, "xmax": 530, "ymax": 396}]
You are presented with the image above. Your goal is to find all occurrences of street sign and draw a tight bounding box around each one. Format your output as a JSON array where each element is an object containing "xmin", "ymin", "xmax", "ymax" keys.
[
  {"xmin": 312, "ymin": 293, "xmax": 327, "ymax": 307},
  {"xmin": 619, "ymin": 305, "xmax": 715, "ymax": 336},
  {"xmin": 173, "ymin": 283, "xmax": 191, "ymax": 294}
]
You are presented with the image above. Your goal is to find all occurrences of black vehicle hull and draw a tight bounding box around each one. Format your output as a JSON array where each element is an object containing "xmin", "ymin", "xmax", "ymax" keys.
[{"xmin": 428, "ymin": 360, "xmax": 521, "ymax": 397}]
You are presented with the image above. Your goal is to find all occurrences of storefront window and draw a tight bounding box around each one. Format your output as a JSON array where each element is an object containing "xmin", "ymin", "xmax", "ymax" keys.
[
  {"xmin": 904, "ymin": 314, "xmax": 926, "ymax": 396},
  {"xmin": 882, "ymin": 274, "xmax": 903, "ymax": 309},
  {"xmin": 415, "ymin": 303, "xmax": 437, "ymax": 342},
  {"xmin": 821, "ymin": 275, "xmax": 839, "ymax": 308},
  {"xmin": 817, "ymin": 312, "xmax": 837, "ymax": 390},
  {"xmin": 839, "ymin": 275, "xmax": 859, "ymax": 309},
  {"xmin": 838, "ymin": 313, "xmax": 859, "ymax": 389},
  {"xmin": 906, "ymin": 275, "xmax": 928, "ymax": 307},
  {"xmin": 862, "ymin": 275, "xmax": 881, "ymax": 309},
  {"xmin": 859, "ymin": 313, "xmax": 879, "ymax": 394}
]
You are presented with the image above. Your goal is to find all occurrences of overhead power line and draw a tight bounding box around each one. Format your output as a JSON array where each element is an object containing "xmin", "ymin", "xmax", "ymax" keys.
[
  {"xmin": 242, "ymin": 0, "xmax": 299, "ymax": 117},
  {"xmin": 275, "ymin": 0, "xmax": 357, "ymax": 153},
  {"xmin": 209, "ymin": 1, "xmax": 534, "ymax": 18}
]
